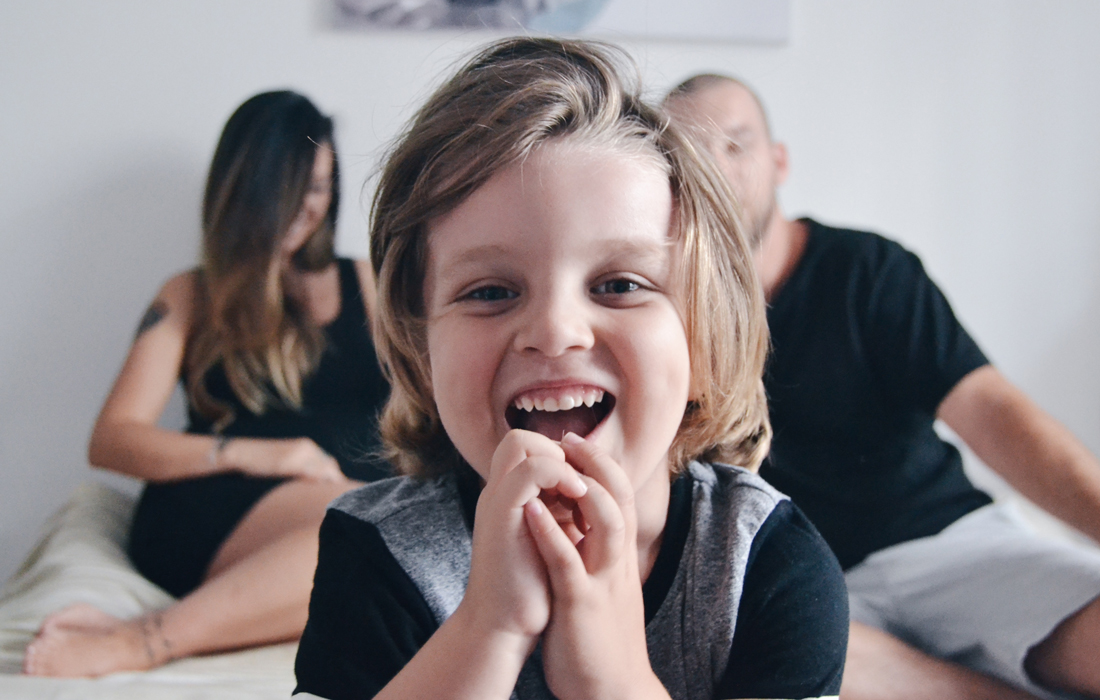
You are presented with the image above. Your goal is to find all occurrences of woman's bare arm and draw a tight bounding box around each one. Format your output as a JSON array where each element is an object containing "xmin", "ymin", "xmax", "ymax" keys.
[{"xmin": 88, "ymin": 272, "xmax": 344, "ymax": 483}]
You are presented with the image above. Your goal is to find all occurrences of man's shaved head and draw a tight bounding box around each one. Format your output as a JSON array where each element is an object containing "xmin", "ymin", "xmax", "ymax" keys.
[
  {"xmin": 664, "ymin": 74, "xmax": 788, "ymax": 249},
  {"xmin": 666, "ymin": 73, "xmax": 775, "ymax": 141}
]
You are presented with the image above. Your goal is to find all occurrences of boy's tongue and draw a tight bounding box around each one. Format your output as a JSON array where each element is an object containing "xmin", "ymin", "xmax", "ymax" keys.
[{"xmin": 524, "ymin": 406, "xmax": 599, "ymax": 441}]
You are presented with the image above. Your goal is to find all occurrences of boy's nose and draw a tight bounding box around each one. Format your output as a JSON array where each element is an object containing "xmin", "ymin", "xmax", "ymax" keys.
[{"xmin": 513, "ymin": 290, "xmax": 594, "ymax": 357}]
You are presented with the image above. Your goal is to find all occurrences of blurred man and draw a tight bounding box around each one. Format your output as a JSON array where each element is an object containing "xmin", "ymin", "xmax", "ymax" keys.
[{"xmin": 666, "ymin": 75, "xmax": 1100, "ymax": 700}]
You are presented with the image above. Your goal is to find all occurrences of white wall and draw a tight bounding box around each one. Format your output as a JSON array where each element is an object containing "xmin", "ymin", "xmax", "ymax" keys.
[{"xmin": 2, "ymin": 0, "xmax": 1099, "ymax": 582}]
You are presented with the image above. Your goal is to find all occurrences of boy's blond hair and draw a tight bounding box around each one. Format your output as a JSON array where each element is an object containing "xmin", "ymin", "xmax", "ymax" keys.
[{"xmin": 370, "ymin": 37, "xmax": 771, "ymax": 478}]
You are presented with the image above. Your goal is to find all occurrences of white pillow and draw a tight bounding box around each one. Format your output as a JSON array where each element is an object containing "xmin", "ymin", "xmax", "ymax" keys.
[{"xmin": 0, "ymin": 482, "xmax": 174, "ymax": 673}]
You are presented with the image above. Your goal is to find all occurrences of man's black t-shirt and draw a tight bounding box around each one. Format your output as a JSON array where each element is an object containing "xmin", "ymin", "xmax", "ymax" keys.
[{"xmin": 759, "ymin": 219, "xmax": 993, "ymax": 570}]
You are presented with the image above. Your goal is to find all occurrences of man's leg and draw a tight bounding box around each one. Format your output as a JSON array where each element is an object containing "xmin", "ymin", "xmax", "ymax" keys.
[
  {"xmin": 1025, "ymin": 594, "xmax": 1100, "ymax": 696},
  {"xmin": 842, "ymin": 622, "xmax": 1042, "ymax": 700}
]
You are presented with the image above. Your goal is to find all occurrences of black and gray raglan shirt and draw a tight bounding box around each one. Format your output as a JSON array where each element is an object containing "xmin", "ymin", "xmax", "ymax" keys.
[{"xmin": 294, "ymin": 461, "xmax": 847, "ymax": 700}]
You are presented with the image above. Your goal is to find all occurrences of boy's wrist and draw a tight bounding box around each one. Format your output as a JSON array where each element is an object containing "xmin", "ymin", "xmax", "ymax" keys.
[
  {"xmin": 621, "ymin": 669, "xmax": 670, "ymax": 700},
  {"xmin": 449, "ymin": 600, "xmax": 540, "ymax": 665},
  {"xmin": 544, "ymin": 661, "xmax": 668, "ymax": 700}
]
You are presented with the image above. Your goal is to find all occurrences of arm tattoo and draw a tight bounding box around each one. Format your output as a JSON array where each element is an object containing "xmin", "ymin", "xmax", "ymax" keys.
[{"xmin": 135, "ymin": 299, "xmax": 169, "ymax": 340}]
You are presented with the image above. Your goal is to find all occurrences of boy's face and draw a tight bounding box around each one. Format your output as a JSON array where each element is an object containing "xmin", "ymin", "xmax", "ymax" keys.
[{"xmin": 423, "ymin": 139, "xmax": 691, "ymax": 495}]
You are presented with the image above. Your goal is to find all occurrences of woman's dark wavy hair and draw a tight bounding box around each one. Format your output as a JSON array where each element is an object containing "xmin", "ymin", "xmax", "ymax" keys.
[
  {"xmin": 370, "ymin": 38, "xmax": 771, "ymax": 478},
  {"xmin": 187, "ymin": 90, "xmax": 341, "ymax": 429}
]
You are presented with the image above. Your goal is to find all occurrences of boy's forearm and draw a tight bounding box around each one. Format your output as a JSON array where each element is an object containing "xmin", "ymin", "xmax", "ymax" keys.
[{"xmin": 374, "ymin": 603, "xmax": 535, "ymax": 700}]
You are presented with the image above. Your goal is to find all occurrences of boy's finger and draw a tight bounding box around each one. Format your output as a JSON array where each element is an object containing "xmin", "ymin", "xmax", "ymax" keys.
[
  {"xmin": 524, "ymin": 497, "xmax": 587, "ymax": 595},
  {"xmin": 560, "ymin": 433, "xmax": 636, "ymax": 532},
  {"xmin": 572, "ymin": 476, "xmax": 626, "ymax": 573},
  {"xmin": 493, "ymin": 454, "xmax": 588, "ymax": 510},
  {"xmin": 489, "ymin": 429, "xmax": 566, "ymax": 483},
  {"xmin": 543, "ymin": 494, "xmax": 586, "ymax": 545}
]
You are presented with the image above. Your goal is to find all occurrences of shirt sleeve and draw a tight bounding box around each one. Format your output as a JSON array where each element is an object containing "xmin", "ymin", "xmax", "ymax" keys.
[
  {"xmin": 294, "ymin": 509, "xmax": 439, "ymax": 700},
  {"xmin": 860, "ymin": 240, "xmax": 989, "ymax": 414},
  {"xmin": 717, "ymin": 500, "xmax": 849, "ymax": 699}
]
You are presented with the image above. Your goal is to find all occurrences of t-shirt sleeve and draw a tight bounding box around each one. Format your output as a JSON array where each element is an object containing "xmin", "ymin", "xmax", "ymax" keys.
[
  {"xmin": 861, "ymin": 240, "xmax": 989, "ymax": 414},
  {"xmin": 717, "ymin": 500, "xmax": 848, "ymax": 699},
  {"xmin": 294, "ymin": 509, "xmax": 438, "ymax": 700}
]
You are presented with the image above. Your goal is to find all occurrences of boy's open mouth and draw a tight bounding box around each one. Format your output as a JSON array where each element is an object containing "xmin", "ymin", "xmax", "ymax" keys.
[{"xmin": 505, "ymin": 387, "xmax": 614, "ymax": 441}]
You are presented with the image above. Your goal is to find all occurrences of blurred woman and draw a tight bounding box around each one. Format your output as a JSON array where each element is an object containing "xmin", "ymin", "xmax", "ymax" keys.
[{"xmin": 24, "ymin": 90, "xmax": 389, "ymax": 677}]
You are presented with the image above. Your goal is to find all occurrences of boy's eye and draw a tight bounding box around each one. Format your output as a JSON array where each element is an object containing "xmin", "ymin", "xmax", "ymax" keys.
[
  {"xmin": 592, "ymin": 278, "xmax": 640, "ymax": 295},
  {"xmin": 466, "ymin": 285, "xmax": 517, "ymax": 302}
]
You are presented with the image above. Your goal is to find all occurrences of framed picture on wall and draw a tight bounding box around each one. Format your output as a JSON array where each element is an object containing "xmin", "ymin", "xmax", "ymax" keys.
[{"xmin": 327, "ymin": 0, "xmax": 790, "ymax": 43}]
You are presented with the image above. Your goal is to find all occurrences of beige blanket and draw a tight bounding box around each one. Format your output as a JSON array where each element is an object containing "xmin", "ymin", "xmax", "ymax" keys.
[{"xmin": 0, "ymin": 482, "xmax": 296, "ymax": 699}]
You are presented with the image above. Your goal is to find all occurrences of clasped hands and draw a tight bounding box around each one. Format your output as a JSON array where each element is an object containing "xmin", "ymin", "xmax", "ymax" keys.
[{"xmin": 461, "ymin": 429, "xmax": 668, "ymax": 700}]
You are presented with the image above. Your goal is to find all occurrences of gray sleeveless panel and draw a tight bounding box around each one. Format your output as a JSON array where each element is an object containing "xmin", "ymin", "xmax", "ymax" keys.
[
  {"xmin": 331, "ymin": 474, "xmax": 471, "ymax": 623},
  {"xmin": 331, "ymin": 462, "xmax": 785, "ymax": 700},
  {"xmin": 646, "ymin": 462, "xmax": 788, "ymax": 700}
]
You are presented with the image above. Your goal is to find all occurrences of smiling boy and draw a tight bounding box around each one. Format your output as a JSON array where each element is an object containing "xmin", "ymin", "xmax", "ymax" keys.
[{"xmin": 294, "ymin": 39, "xmax": 849, "ymax": 700}]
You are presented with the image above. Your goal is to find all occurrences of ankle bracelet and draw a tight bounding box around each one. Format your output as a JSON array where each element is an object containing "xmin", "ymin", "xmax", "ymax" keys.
[{"xmin": 140, "ymin": 611, "xmax": 174, "ymax": 664}]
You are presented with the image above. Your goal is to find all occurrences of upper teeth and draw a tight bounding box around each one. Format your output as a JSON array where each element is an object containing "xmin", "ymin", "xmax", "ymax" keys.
[{"xmin": 515, "ymin": 389, "xmax": 605, "ymax": 412}]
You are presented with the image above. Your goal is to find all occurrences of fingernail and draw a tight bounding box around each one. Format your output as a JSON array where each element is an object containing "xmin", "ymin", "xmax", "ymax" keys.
[
  {"xmin": 573, "ymin": 476, "xmax": 588, "ymax": 496},
  {"xmin": 562, "ymin": 432, "xmax": 584, "ymax": 445},
  {"xmin": 526, "ymin": 498, "xmax": 544, "ymax": 515}
]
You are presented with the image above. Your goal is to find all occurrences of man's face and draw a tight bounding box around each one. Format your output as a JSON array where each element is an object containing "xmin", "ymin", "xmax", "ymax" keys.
[{"xmin": 666, "ymin": 81, "xmax": 787, "ymax": 248}]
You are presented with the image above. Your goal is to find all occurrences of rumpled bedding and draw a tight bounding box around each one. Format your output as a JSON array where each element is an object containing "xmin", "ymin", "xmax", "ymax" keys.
[{"xmin": 0, "ymin": 482, "xmax": 297, "ymax": 699}]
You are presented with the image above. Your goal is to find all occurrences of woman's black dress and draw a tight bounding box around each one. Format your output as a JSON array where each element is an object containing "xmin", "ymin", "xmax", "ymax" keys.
[{"xmin": 127, "ymin": 259, "xmax": 391, "ymax": 597}]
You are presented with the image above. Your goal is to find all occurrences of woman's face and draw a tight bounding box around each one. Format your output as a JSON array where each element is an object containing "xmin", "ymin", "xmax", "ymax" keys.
[{"xmin": 281, "ymin": 144, "xmax": 334, "ymax": 260}]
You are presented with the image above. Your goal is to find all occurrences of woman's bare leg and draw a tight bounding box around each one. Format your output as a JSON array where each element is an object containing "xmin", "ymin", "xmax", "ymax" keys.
[{"xmin": 23, "ymin": 478, "xmax": 356, "ymax": 677}]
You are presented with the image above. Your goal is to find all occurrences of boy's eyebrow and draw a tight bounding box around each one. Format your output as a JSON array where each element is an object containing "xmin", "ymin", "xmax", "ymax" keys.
[
  {"xmin": 433, "ymin": 238, "xmax": 674, "ymax": 288},
  {"xmin": 442, "ymin": 244, "xmax": 512, "ymax": 269},
  {"xmin": 431, "ymin": 241, "xmax": 512, "ymax": 278},
  {"xmin": 429, "ymin": 244, "xmax": 514, "ymax": 294},
  {"xmin": 441, "ymin": 239, "xmax": 671, "ymax": 265},
  {"xmin": 593, "ymin": 238, "xmax": 675, "ymax": 267}
]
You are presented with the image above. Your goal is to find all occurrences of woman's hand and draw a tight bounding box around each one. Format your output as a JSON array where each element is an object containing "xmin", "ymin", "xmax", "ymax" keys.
[
  {"xmin": 524, "ymin": 433, "xmax": 669, "ymax": 700},
  {"xmin": 458, "ymin": 430, "xmax": 589, "ymax": 649},
  {"xmin": 220, "ymin": 437, "xmax": 346, "ymax": 483}
]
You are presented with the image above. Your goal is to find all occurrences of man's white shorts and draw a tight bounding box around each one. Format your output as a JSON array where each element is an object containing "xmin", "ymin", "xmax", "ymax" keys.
[{"xmin": 845, "ymin": 501, "xmax": 1100, "ymax": 698}]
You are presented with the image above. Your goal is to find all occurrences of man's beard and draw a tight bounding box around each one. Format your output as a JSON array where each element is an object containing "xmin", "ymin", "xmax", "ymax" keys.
[{"xmin": 744, "ymin": 195, "xmax": 776, "ymax": 249}]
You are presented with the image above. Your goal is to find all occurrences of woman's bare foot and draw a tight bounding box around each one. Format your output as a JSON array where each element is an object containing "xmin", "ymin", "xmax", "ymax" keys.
[{"xmin": 23, "ymin": 603, "xmax": 173, "ymax": 677}]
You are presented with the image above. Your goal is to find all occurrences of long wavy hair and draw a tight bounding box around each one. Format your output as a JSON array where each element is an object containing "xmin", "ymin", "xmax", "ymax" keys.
[
  {"xmin": 186, "ymin": 90, "xmax": 341, "ymax": 430},
  {"xmin": 370, "ymin": 38, "xmax": 771, "ymax": 478}
]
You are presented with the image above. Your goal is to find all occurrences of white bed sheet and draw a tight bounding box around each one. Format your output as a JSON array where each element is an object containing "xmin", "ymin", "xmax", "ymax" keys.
[{"xmin": 0, "ymin": 482, "xmax": 296, "ymax": 699}]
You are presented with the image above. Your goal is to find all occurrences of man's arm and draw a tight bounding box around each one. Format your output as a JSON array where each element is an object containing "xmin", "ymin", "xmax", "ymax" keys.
[{"xmin": 937, "ymin": 364, "xmax": 1100, "ymax": 543}]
